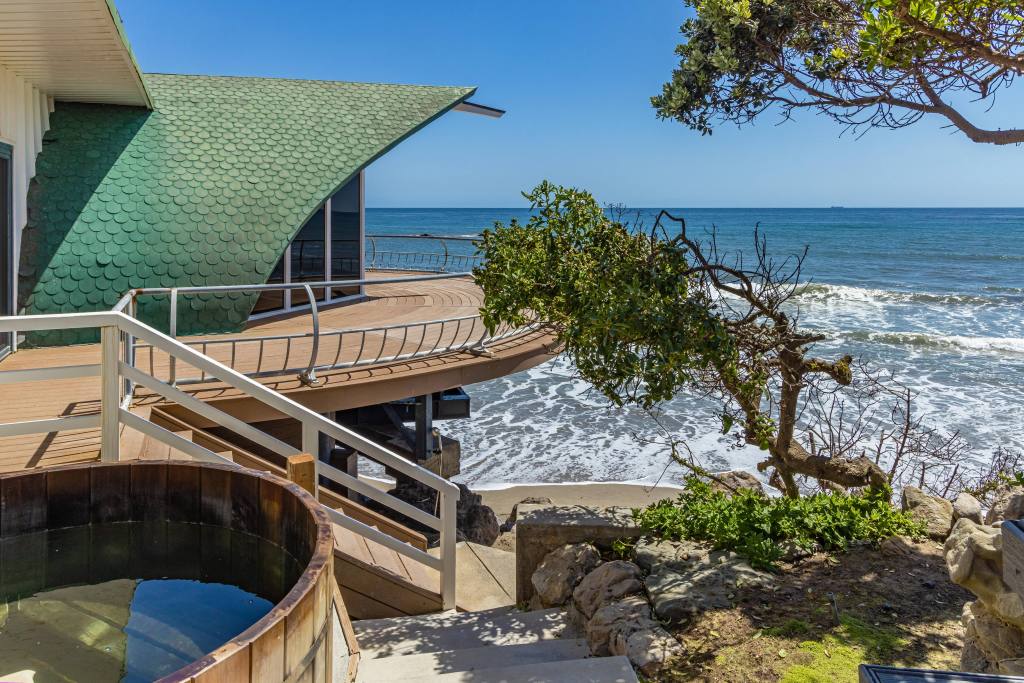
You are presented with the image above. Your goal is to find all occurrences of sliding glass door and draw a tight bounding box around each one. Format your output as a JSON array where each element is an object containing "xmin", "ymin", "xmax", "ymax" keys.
[{"xmin": 0, "ymin": 143, "xmax": 12, "ymax": 360}]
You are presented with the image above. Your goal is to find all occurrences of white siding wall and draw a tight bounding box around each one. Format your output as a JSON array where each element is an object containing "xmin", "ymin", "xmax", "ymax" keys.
[{"xmin": 0, "ymin": 61, "xmax": 52, "ymax": 287}]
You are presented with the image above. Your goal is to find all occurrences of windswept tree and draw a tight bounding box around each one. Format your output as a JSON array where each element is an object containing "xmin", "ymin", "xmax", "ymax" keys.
[
  {"xmin": 476, "ymin": 182, "xmax": 974, "ymax": 498},
  {"xmin": 653, "ymin": 0, "xmax": 1024, "ymax": 145}
]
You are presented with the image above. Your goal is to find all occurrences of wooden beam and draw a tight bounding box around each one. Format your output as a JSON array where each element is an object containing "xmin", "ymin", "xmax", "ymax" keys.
[{"xmin": 287, "ymin": 453, "xmax": 317, "ymax": 498}]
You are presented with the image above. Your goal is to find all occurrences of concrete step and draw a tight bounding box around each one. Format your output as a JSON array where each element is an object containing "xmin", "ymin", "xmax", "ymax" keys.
[
  {"xmin": 354, "ymin": 607, "xmax": 572, "ymax": 659},
  {"xmin": 427, "ymin": 542, "xmax": 516, "ymax": 612},
  {"xmin": 355, "ymin": 638, "xmax": 590, "ymax": 682},
  {"xmin": 399, "ymin": 656, "xmax": 639, "ymax": 683}
]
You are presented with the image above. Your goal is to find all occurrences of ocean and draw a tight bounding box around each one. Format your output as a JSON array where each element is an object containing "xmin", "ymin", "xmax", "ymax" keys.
[{"xmin": 365, "ymin": 208, "xmax": 1024, "ymax": 489}]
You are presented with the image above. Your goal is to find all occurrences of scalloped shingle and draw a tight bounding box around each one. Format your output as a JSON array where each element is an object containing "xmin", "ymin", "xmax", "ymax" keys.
[{"xmin": 19, "ymin": 73, "xmax": 474, "ymax": 345}]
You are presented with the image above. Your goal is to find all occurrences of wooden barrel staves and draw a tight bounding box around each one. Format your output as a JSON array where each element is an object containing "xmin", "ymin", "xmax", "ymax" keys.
[{"xmin": 0, "ymin": 460, "xmax": 345, "ymax": 683}]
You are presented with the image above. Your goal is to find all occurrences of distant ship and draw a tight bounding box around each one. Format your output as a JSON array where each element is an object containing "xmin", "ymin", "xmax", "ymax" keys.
[{"xmin": 830, "ymin": 205, "xmax": 845, "ymax": 209}]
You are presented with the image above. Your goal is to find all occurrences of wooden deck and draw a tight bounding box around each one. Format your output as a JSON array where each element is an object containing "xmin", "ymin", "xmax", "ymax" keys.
[{"xmin": 0, "ymin": 272, "xmax": 556, "ymax": 472}]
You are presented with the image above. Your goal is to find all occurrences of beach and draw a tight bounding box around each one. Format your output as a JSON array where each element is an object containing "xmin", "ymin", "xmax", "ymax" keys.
[{"xmin": 478, "ymin": 481, "xmax": 685, "ymax": 520}]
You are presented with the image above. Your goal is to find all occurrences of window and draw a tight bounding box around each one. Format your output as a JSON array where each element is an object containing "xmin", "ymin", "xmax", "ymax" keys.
[
  {"xmin": 0, "ymin": 143, "xmax": 12, "ymax": 360},
  {"xmin": 253, "ymin": 172, "xmax": 363, "ymax": 316}
]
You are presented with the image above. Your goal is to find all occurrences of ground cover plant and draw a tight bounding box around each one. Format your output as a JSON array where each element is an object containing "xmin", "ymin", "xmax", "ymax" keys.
[{"xmin": 633, "ymin": 477, "xmax": 924, "ymax": 569}]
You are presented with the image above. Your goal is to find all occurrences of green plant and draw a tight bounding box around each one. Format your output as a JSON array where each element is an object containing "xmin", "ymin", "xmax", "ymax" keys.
[
  {"xmin": 475, "ymin": 182, "xmax": 891, "ymax": 498},
  {"xmin": 634, "ymin": 477, "xmax": 924, "ymax": 569},
  {"xmin": 654, "ymin": 0, "xmax": 1024, "ymax": 145}
]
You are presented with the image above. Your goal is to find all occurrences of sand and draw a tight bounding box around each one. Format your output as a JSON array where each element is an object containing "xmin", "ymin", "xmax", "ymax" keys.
[{"xmin": 477, "ymin": 482, "xmax": 683, "ymax": 519}]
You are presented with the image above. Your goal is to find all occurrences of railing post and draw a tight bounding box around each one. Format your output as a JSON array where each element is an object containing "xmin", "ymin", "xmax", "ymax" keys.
[
  {"xmin": 301, "ymin": 421, "xmax": 320, "ymax": 501},
  {"xmin": 440, "ymin": 488, "xmax": 458, "ymax": 610},
  {"xmin": 298, "ymin": 284, "xmax": 321, "ymax": 386},
  {"xmin": 168, "ymin": 288, "xmax": 178, "ymax": 386},
  {"xmin": 100, "ymin": 325, "xmax": 121, "ymax": 462},
  {"xmin": 287, "ymin": 453, "xmax": 317, "ymax": 497},
  {"xmin": 122, "ymin": 294, "xmax": 137, "ymax": 401}
]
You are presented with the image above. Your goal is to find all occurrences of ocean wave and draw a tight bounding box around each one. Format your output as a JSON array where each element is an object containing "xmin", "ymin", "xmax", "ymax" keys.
[
  {"xmin": 843, "ymin": 330, "xmax": 1024, "ymax": 355},
  {"xmin": 795, "ymin": 283, "xmax": 1020, "ymax": 306}
]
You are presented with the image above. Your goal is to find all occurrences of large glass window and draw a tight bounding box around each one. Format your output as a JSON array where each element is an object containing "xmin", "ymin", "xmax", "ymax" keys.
[
  {"xmin": 330, "ymin": 175, "xmax": 361, "ymax": 296},
  {"xmin": 253, "ymin": 173, "xmax": 362, "ymax": 316}
]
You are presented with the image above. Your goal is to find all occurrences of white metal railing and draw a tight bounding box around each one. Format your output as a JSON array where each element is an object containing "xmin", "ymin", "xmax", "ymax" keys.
[
  {"xmin": 366, "ymin": 234, "xmax": 483, "ymax": 273},
  {"xmin": 126, "ymin": 272, "xmax": 540, "ymax": 386},
  {"xmin": 0, "ymin": 311, "xmax": 461, "ymax": 609}
]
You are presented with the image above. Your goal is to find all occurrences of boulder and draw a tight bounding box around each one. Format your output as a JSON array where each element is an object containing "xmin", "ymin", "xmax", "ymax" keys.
[
  {"xmin": 879, "ymin": 535, "xmax": 918, "ymax": 557},
  {"xmin": 986, "ymin": 485, "xmax": 1024, "ymax": 525},
  {"xmin": 531, "ymin": 543, "xmax": 601, "ymax": 608},
  {"xmin": 710, "ymin": 470, "xmax": 764, "ymax": 496},
  {"xmin": 634, "ymin": 537, "xmax": 708, "ymax": 573},
  {"xmin": 500, "ymin": 496, "xmax": 553, "ymax": 532},
  {"xmin": 610, "ymin": 623, "xmax": 685, "ymax": 678},
  {"xmin": 902, "ymin": 486, "xmax": 954, "ymax": 540},
  {"xmin": 954, "ymin": 492, "xmax": 984, "ymax": 525},
  {"xmin": 963, "ymin": 600, "xmax": 1024, "ymax": 675},
  {"xmin": 572, "ymin": 560, "xmax": 643, "ymax": 619},
  {"xmin": 945, "ymin": 518, "xmax": 1024, "ymax": 628},
  {"xmin": 455, "ymin": 484, "xmax": 500, "ymax": 546},
  {"xmin": 585, "ymin": 595, "xmax": 652, "ymax": 655},
  {"xmin": 646, "ymin": 552, "xmax": 773, "ymax": 624}
]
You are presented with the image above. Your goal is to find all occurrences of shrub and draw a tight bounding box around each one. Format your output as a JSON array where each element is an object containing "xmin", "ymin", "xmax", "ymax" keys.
[{"xmin": 633, "ymin": 477, "xmax": 924, "ymax": 569}]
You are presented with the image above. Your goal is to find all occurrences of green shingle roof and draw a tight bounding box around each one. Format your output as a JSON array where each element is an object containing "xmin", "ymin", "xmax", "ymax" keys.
[{"xmin": 19, "ymin": 73, "xmax": 475, "ymax": 345}]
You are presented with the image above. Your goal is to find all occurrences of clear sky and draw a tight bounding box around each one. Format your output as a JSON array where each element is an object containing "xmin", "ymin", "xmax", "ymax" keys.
[{"xmin": 117, "ymin": 1, "xmax": 1023, "ymax": 208}]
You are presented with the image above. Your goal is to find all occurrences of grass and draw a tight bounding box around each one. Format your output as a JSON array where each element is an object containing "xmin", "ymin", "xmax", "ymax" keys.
[{"xmin": 779, "ymin": 616, "xmax": 907, "ymax": 683}]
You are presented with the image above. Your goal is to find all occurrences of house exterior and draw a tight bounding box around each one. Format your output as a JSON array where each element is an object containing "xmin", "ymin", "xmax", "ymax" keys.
[{"xmin": 1, "ymin": 1, "xmax": 494, "ymax": 348}]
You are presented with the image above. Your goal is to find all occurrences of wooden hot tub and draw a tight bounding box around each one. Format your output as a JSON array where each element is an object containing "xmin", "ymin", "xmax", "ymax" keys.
[{"xmin": 0, "ymin": 460, "xmax": 338, "ymax": 682}]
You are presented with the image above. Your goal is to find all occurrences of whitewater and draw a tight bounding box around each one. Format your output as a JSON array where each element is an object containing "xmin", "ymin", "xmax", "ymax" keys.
[{"xmin": 365, "ymin": 207, "xmax": 1024, "ymax": 488}]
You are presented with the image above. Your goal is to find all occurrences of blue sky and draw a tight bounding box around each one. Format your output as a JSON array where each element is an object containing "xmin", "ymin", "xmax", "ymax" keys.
[{"xmin": 117, "ymin": 1, "xmax": 1024, "ymax": 208}]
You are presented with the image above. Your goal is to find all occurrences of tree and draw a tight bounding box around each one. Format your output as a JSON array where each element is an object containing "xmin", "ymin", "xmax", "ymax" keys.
[
  {"xmin": 652, "ymin": 0, "xmax": 1024, "ymax": 145},
  {"xmin": 476, "ymin": 182, "xmax": 901, "ymax": 498}
]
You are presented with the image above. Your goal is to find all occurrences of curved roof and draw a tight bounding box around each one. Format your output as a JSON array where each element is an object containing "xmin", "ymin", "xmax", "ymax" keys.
[{"xmin": 19, "ymin": 73, "xmax": 475, "ymax": 345}]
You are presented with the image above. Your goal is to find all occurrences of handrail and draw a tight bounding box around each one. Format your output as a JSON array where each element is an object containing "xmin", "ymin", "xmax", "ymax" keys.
[
  {"xmin": 0, "ymin": 310, "xmax": 461, "ymax": 608},
  {"xmin": 123, "ymin": 271, "xmax": 538, "ymax": 387},
  {"xmin": 365, "ymin": 234, "xmax": 481, "ymax": 273}
]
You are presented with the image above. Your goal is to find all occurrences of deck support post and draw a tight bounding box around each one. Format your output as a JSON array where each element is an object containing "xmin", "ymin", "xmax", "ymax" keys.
[
  {"xmin": 414, "ymin": 394, "xmax": 433, "ymax": 462},
  {"xmin": 100, "ymin": 325, "xmax": 120, "ymax": 462}
]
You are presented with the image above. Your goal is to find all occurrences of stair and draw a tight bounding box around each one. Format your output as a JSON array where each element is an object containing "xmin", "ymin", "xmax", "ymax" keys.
[
  {"xmin": 427, "ymin": 541, "xmax": 515, "ymax": 612},
  {"xmin": 353, "ymin": 606, "xmax": 638, "ymax": 682}
]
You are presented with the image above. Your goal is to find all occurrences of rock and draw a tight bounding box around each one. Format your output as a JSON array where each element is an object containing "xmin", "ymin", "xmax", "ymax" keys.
[
  {"xmin": 954, "ymin": 492, "xmax": 984, "ymax": 525},
  {"xmin": 962, "ymin": 600, "xmax": 1024, "ymax": 675},
  {"xmin": 585, "ymin": 595, "xmax": 652, "ymax": 655},
  {"xmin": 387, "ymin": 481, "xmax": 500, "ymax": 546},
  {"xmin": 634, "ymin": 537, "xmax": 709, "ymax": 573},
  {"xmin": 531, "ymin": 543, "xmax": 601, "ymax": 608},
  {"xmin": 610, "ymin": 623, "xmax": 685, "ymax": 678},
  {"xmin": 986, "ymin": 485, "xmax": 1024, "ymax": 525},
  {"xmin": 902, "ymin": 486, "xmax": 954, "ymax": 540},
  {"xmin": 500, "ymin": 496, "xmax": 553, "ymax": 532},
  {"xmin": 455, "ymin": 484, "xmax": 500, "ymax": 546},
  {"xmin": 572, "ymin": 560, "xmax": 644, "ymax": 619},
  {"xmin": 945, "ymin": 518, "xmax": 1024, "ymax": 628},
  {"xmin": 779, "ymin": 539, "xmax": 818, "ymax": 562},
  {"xmin": 880, "ymin": 535, "xmax": 918, "ymax": 557},
  {"xmin": 646, "ymin": 554, "xmax": 773, "ymax": 624},
  {"xmin": 710, "ymin": 470, "xmax": 764, "ymax": 496}
]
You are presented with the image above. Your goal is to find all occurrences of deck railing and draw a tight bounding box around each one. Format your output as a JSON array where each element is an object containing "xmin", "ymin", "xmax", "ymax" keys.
[
  {"xmin": 0, "ymin": 309, "xmax": 462, "ymax": 609},
  {"xmin": 127, "ymin": 272, "xmax": 540, "ymax": 386},
  {"xmin": 366, "ymin": 234, "xmax": 483, "ymax": 273}
]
